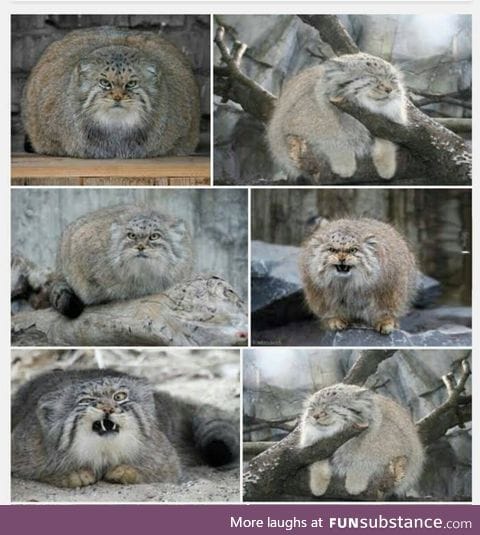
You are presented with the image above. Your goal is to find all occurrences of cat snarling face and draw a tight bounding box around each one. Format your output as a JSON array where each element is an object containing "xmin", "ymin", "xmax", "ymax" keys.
[
  {"xmin": 323, "ymin": 53, "xmax": 407, "ymax": 124},
  {"xmin": 36, "ymin": 374, "xmax": 153, "ymax": 470},
  {"xmin": 307, "ymin": 226, "xmax": 381, "ymax": 289},
  {"xmin": 300, "ymin": 384, "xmax": 374, "ymax": 447},
  {"xmin": 76, "ymin": 46, "xmax": 158, "ymax": 130}
]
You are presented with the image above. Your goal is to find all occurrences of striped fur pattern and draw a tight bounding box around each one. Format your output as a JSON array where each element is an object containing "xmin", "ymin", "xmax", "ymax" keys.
[{"xmin": 11, "ymin": 369, "xmax": 239, "ymax": 488}]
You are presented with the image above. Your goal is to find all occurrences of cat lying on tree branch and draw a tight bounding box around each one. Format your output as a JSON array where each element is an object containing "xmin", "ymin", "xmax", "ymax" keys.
[{"xmin": 214, "ymin": 17, "xmax": 471, "ymax": 185}]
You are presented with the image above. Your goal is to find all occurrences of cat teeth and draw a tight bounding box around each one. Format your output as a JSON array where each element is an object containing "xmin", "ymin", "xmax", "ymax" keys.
[{"xmin": 100, "ymin": 420, "xmax": 106, "ymax": 432}]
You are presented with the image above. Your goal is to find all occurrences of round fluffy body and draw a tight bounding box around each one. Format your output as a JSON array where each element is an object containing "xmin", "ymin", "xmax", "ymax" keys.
[
  {"xmin": 11, "ymin": 369, "xmax": 181, "ymax": 486},
  {"xmin": 300, "ymin": 383, "xmax": 424, "ymax": 496},
  {"xmin": 267, "ymin": 52, "xmax": 407, "ymax": 179},
  {"xmin": 22, "ymin": 27, "xmax": 200, "ymax": 158},
  {"xmin": 299, "ymin": 218, "xmax": 417, "ymax": 334},
  {"xmin": 56, "ymin": 204, "xmax": 193, "ymax": 306}
]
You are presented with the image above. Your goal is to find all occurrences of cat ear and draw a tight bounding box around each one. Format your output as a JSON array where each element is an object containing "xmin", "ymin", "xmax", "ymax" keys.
[
  {"xmin": 36, "ymin": 393, "xmax": 59, "ymax": 430},
  {"xmin": 145, "ymin": 64, "xmax": 157, "ymax": 78},
  {"xmin": 76, "ymin": 60, "xmax": 94, "ymax": 77},
  {"xmin": 168, "ymin": 219, "xmax": 188, "ymax": 241},
  {"xmin": 364, "ymin": 234, "xmax": 378, "ymax": 248}
]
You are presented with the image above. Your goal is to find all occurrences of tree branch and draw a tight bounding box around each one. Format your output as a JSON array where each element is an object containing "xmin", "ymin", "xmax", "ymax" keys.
[
  {"xmin": 343, "ymin": 350, "xmax": 396, "ymax": 386},
  {"xmin": 417, "ymin": 358, "xmax": 471, "ymax": 445},
  {"xmin": 298, "ymin": 15, "xmax": 360, "ymax": 55},
  {"xmin": 331, "ymin": 99, "xmax": 471, "ymax": 184},
  {"xmin": 214, "ymin": 26, "xmax": 276, "ymax": 122},
  {"xmin": 11, "ymin": 275, "xmax": 248, "ymax": 347}
]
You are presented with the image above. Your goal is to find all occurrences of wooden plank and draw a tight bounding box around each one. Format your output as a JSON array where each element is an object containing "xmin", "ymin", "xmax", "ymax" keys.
[{"xmin": 11, "ymin": 153, "xmax": 210, "ymax": 185}]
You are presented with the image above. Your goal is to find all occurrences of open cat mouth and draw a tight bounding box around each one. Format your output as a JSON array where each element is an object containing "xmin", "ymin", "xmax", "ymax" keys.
[
  {"xmin": 92, "ymin": 417, "xmax": 120, "ymax": 436},
  {"xmin": 335, "ymin": 264, "xmax": 352, "ymax": 274}
]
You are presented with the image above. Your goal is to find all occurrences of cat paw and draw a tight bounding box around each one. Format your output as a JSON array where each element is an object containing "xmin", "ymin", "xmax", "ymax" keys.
[
  {"xmin": 104, "ymin": 464, "xmax": 141, "ymax": 485},
  {"xmin": 372, "ymin": 138, "xmax": 397, "ymax": 180},
  {"xmin": 326, "ymin": 317, "xmax": 349, "ymax": 331},
  {"xmin": 345, "ymin": 472, "xmax": 369, "ymax": 496},
  {"xmin": 375, "ymin": 318, "xmax": 397, "ymax": 335},
  {"xmin": 57, "ymin": 468, "xmax": 96, "ymax": 488},
  {"xmin": 309, "ymin": 460, "xmax": 331, "ymax": 496},
  {"xmin": 328, "ymin": 151, "xmax": 357, "ymax": 178}
]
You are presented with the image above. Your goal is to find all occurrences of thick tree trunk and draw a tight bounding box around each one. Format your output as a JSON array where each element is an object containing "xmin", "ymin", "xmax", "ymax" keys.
[{"xmin": 12, "ymin": 276, "xmax": 248, "ymax": 347}]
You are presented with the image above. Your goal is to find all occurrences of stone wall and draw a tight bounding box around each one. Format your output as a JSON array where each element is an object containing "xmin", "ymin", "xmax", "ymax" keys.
[{"xmin": 11, "ymin": 14, "xmax": 211, "ymax": 153}]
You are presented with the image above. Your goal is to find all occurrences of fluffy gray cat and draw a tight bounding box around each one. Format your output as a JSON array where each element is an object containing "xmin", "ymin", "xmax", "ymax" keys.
[
  {"xmin": 267, "ymin": 52, "xmax": 408, "ymax": 180},
  {"xmin": 300, "ymin": 384, "xmax": 424, "ymax": 497},
  {"xmin": 11, "ymin": 368, "xmax": 239, "ymax": 487},
  {"xmin": 22, "ymin": 27, "xmax": 200, "ymax": 158},
  {"xmin": 49, "ymin": 204, "xmax": 193, "ymax": 318}
]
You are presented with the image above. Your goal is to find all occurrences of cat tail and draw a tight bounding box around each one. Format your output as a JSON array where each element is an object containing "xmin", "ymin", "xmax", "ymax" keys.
[
  {"xmin": 192, "ymin": 406, "xmax": 240, "ymax": 468},
  {"xmin": 49, "ymin": 278, "xmax": 84, "ymax": 318}
]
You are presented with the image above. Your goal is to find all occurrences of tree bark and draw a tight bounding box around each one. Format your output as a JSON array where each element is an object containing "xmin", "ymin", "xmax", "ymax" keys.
[
  {"xmin": 11, "ymin": 276, "xmax": 248, "ymax": 347},
  {"xmin": 331, "ymin": 99, "xmax": 471, "ymax": 184}
]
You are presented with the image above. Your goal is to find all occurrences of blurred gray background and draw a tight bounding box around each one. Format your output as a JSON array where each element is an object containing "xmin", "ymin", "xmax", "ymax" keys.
[
  {"xmin": 244, "ymin": 348, "xmax": 471, "ymax": 501},
  {"xmin": 11, "ymin": 14, "xmax": 211, "ymax": 154},
  {"xmin": 12, "ymin": 189, "xmax": 248, "ymax": 298},
  {"xmin": 214, "ymin": 14, "xmax": 471, "ymax": 183}
]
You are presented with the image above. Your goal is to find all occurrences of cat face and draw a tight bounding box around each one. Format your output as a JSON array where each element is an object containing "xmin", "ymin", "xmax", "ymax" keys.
[
  {"xmin": 300, "ymin": 385, "xmax": 373, "ymax": 446},
  {"xmin": 36, "ymin": 374, "xmax": 154, "ymax": 466},
  {"xmin": 307, "ymin": 225, "xmax": 381, "ymax": 289},
  {"xmin": 76, "ymin": 46, "xmax": 158, "ymax": 129},
  {"xmin": 109, "ymin": 212, "xmax": 188, "ymax": 269}
]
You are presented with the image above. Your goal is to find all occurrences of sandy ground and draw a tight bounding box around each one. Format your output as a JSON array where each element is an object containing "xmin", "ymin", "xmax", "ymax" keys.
[{"xmin": 11, "ymin": 349, "xmax": 241, "ymax": 503}]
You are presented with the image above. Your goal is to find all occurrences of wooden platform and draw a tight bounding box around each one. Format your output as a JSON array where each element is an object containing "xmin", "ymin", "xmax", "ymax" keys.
[{"xmin": 11, "ymin": 153, "xmax": 210, "ymax": 186}]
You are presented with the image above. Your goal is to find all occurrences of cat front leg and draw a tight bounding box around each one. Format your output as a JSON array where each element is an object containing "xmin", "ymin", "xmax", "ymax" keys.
[
  {"xmin": 345, "ymin": 468, "xmax": 370, "ymax": 496},
  {"xmin": 372, "ymin": 138, "xmax": 397, "ymax": 180},
  {"xmin": 104, "ymin": 464, "xmax": 142, "ymax": 484},
  {"xmin": 309, "ymin": 460, "xmax": 332, "ymax": 496}
]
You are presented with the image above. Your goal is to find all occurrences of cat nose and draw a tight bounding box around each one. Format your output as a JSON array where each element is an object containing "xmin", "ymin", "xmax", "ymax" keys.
[
  {"xmin": 384, "ymin": 86, "xmax": 392, "ymax": 93},
  {"xmin": 136, "ymin": 243, "xmax": 145, "ymax": 251},
  {"xmin": 111, "ymin": 91, "xmax": 124, "ymax": 101},
  {"xmin": 97, "ymin": 402, "xmax": 115, "ymax": 413}
]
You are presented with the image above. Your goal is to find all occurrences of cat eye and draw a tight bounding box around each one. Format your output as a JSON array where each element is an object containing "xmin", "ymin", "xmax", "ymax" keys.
[
  {"xmin": 125, "ymin": 80, "xmax": 138, "ymax": 90},
  {"xmin": 149, "ymin": 233, "xmax": 161, "ymax": 241},
  {"xmin": 99, "ymin": 79, "xmax": 112, "ymax": 90},
  {"xmin": 113, "ymin": 391, "xmax": 128, "ymax": 402},
  {"xmin": 328, "ymin": 247, "xmax": 337, "ymax": 253},
  {"xmin": 349, "ymin": 247, "xmax": 358, "ymax": 254},
  {"xmin": 127, "ymin": 232, "xmax": 136, "ymax": 240}
]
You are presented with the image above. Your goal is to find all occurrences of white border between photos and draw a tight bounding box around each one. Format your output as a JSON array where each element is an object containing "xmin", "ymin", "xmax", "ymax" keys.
[{"xmin": 1, "ymin": 0, "xmax": 476, "ymax": 507}]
